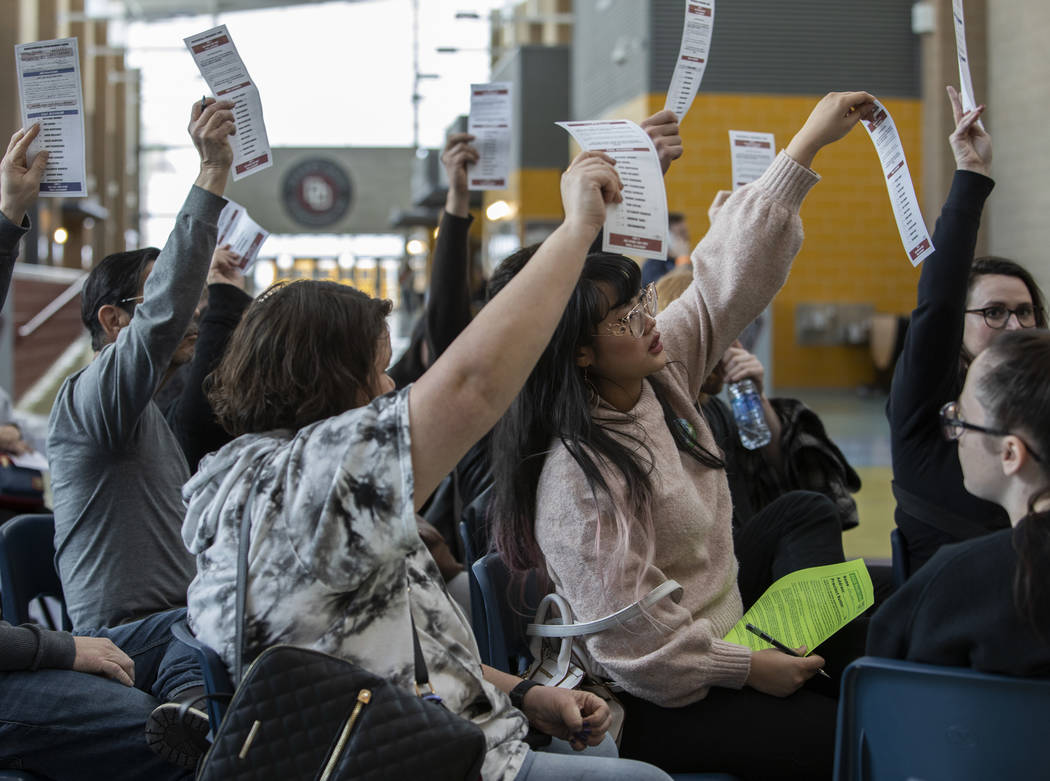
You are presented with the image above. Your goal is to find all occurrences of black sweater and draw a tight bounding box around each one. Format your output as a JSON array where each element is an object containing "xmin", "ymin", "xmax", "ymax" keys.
[
  {"xmin": 867, "ymin": 522, "xmax": 1050, "ymax": 677},
  {"xmin": 887, "ymin": 170, "xmax": 1008, "ymax": 571}
]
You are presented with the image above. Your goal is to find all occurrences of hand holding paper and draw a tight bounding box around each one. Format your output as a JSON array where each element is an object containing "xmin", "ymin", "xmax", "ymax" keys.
[
  {"xmin": 442, "ymin": 132, "xmax": 479, "ymax": 217},
  {"xmin": 640, "ymin": 110, "xmax": 683, "ymax": 174},
  {"xmin": 560, "ymin": 151, "xmax": 623, "ymax": 237},
  {"xmin": 786, "ymin": 91, "xmax": 877, "ymax": 169},
  {"xmin": 0, "ymin": 125, "xmax": 49, "ymax": 225},
  {"xmin": 207, "ymin": 245, "xmax": 246, "ymax": 288},
  {"xmin": 946, "ymin": 85, "xmax": 990, "ymax": 177},
  {"xmin": 188, "ymin": 98, "xmax": 236, "ymax": 195}
]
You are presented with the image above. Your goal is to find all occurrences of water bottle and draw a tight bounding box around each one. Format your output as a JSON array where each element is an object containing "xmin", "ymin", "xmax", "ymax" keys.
[{"xmin": 727, "ymin": 379, "xmax": 772, "ymax": 450}]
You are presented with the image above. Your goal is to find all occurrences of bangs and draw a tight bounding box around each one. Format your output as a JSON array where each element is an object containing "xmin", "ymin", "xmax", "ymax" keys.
[{"xmin": 580, "ymin": 252, "xmax": 641, "ymax": 323}]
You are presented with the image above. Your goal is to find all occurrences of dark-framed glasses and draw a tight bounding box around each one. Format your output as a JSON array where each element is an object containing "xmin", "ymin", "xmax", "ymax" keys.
[
  {"xmin": 118, "ymin": 295, "xmax": 144, "ymax": 306},
  {"xmin": 939, "ymin": 401, "xmax": 1043, "ymax": 462},
  {"xmin": 601, "ymin": 283, "xmax": 659, "ymax": 338},
  {"xmin": 964, "ymin": 303, "xmax": 1040, "ymax": 329}
]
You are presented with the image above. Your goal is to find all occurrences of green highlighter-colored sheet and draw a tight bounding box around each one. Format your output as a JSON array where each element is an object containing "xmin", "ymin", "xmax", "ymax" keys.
[{"xmin": 724, "ymin": 559, "xmax": 873, "ymax": 653}]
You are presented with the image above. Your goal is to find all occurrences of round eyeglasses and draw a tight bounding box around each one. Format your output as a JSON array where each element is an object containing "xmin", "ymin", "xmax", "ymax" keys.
[
  {"xmin": 964, "ymin": 304, "xmax": 1041, "ymax": 330},
  {"xmin": 939, "ymin": 401, "xmax": 1043, "ymax": 462},
  {"xmin": 598, "ymin": 284, "xmax": 658, "ymax": 338}
]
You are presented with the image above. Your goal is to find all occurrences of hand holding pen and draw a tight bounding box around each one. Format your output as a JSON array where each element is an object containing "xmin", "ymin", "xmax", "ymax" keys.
[{"xmin": 746, "ymin": 623, "xmax": 832, "ymax": 680}]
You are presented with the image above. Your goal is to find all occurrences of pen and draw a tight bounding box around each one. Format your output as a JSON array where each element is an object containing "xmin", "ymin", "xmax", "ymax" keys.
[
  {"xmin": 201, "ymin": 95, "xmax": 208, "ymax": 112},
  {"xmin": 745, "ymin": 623, "xmax": 832, "ymax": 680}
]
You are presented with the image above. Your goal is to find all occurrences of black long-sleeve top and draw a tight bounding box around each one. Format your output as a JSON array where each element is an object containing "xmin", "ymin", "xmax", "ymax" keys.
[
  {"xmin": 0, "ymin": 212, "xmax": 29, "ymax": 311},
  {"xmin": 887, "ymin": 170, "xmax": 1008, "ymax": 569},
  {"xmin": 164, "ymin": 282, "xmax": 252, "ymax": 472},
  {"xmin": 388, "ymin": 210, "xmax": 474, "ymax": 389},
  {"xmin": 867, "ymin": 521, "xmax": 1050, "ymax": 676}
]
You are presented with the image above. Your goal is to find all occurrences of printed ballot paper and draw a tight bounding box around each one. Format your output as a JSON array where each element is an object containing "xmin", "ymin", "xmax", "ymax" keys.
[
  {"xmin": 556, "ymin": 120, "xmax": 668, "ymax": 260},
  {"xmin": 861, "ymin": 101, "xmax": 935, "ymax": 266},
  {"xmin": 468, "ymin": 82, "xmax": 513, "ymax": 190},
  {"xmin": 663, "ymin": 0, "xmax": 715, "ymax": 121},
  {"xmin": 952, "ymin": 0, "xmax": 981, "ymax": 118},
  {"xmin": 728, "ymin": 131, "xmax": 776, "ymax": 191},
  {"xmin": 216, "ymin": 199, "xmax": 269, "ymax": 271},
  {"xmin": 15, "ymin": 38, "xmax": 87, "ymax": 197},
  {"xmin": 724, "ymin": 559, "xmax": 874, "ymax": 654},
  {"xmin": 185, "ymin": 26, "xmax": 272, "ymax": 181}
]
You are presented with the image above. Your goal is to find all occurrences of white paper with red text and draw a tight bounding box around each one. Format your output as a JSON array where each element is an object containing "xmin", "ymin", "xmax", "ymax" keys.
[
  {"xmin": 468, "ymin": 82, "xmax": 512, "ymax": 190},
  {"xmin": 556, "ymin": 119, "xmax": 668, "ymax": 260},
  {"xmin": 663, "ymin": 0, "xmax": 715, "ymax": 122},
  {"xmin": 861, "ymin": 101, "xmax": 934, "ymax": 266},
  {"xmin": 728, "ymin": 130, "xmax": 776, "ymax": 191},
  {"xmin": 216, "ymin": 198, "xmax": 269, "ymax": 271},
  {"xmin": 184, "ymin": 25, "xmax": 272, "ymax": 181}
]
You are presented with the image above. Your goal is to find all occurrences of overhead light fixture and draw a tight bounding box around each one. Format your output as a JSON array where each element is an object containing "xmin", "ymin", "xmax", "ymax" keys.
[
  {"xmin": 53, "ymin": 227, "xmax": 69, "ymax": 244},
  {"xmin": 406, "ymin": 239, "xmax": 428, "ymax": 255},
  {"xmin": 486, "ymin": 200, "xmax": 514, "ymax": 221}
]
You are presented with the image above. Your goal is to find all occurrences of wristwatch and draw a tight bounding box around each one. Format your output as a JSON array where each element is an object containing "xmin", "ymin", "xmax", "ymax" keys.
[{"xmin": 508, "ymin": 679, "xmax": 543, "ymax": 710}]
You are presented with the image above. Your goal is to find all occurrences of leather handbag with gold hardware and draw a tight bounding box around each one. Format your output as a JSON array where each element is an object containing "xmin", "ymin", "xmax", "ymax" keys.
[{"xmin": 194, "ymin": 502, "xmax": 486, "ymax": 781}]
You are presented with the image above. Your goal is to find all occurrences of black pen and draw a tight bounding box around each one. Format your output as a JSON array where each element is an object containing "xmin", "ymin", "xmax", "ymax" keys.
[
  {"xmin": 201, "ymin": 95, "xmax": 208, "ymax": 112},
  {"xmin": 745, "ymin": 623, "xmax": 832, "ymax": 680}
]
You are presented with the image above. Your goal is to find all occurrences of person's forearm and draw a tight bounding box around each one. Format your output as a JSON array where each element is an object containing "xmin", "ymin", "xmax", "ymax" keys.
[
  {"xmin": 481, "ymin": 664, "xmax": 521, "ymax": 694},
  {"xmin": 0, "ymin": 212, "xmax": 28, "ymax": 312},
  {"xmin": 426, "ymin": 210, "xmax": 473, "ymax": 360},
  {"xmin": 194, "ymin": 162, "xmax": 229, "ymax": 197},
  {"xmin": 444, "ymin": 186, "xmax": 470, "ymax": 219}
]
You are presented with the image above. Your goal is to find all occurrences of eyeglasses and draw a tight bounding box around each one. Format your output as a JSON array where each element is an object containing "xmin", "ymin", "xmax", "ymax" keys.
[
  {"xmin": 118, "ymin": 295, "xmax": 144, "ymax": 306},
  {"xmin": 965, "ymin": 304, "xmax": 1040, "ymax": 329},
  {"xmin": 598, "ymin": 284, "xmax": 658, "ymax": 338},
  {"xmin": 939, "ymin": 401, "xmax": 1043, "ymax": 462}
]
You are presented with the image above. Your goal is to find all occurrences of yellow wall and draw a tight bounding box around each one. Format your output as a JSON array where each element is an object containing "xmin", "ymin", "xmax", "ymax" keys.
[{"xmin": 594, "ymin": 92, "xmax": 926, "ymax": 389}]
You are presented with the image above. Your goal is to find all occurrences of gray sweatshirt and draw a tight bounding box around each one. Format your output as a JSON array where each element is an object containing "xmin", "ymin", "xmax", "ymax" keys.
[
  {"xmin": 0, "ymin": 621, "xmax": 75, "ymax": 671},
  {"xmin": 47, "ymin": 186, "xmax": 225, "ymax": 631}
]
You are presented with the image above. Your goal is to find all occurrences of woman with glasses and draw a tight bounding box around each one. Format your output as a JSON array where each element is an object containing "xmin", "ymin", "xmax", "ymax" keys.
[
  {"xmin": 869, "ymin": 329, "xmax": 1050, "ymax": 673},
  {"xmin": 489, "ymin": 92, "xmax": 877, "ymax": 780},
  {"xmin": 888, "ymin": 87, "xmax": 1047, "ymax": 577}
]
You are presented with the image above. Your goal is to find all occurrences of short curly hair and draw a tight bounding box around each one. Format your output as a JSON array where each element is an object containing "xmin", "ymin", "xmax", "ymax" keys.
[{"xmin": 207, "ymin": 280, "xmax": 392, "ymax": 436}]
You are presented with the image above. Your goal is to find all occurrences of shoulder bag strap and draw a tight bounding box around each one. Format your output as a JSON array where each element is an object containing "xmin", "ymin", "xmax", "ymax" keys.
[
  {"xmin": 233, "ymin": 503, "xmax": 252, "ymax": 683},
  {"xmin": 525, "ymin": 579, "xmax": 682, "ymax": 638}
]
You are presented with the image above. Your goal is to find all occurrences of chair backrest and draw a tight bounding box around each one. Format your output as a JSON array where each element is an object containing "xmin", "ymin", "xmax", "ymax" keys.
[
  {"xmin": 834, "ymin": 655, "xmax": 1050, "ymax": 781},
  {"xmin": 471, "ymin": 552, "xmax": 540, "ymax": 675},
  {"xmin": 171, "ymin": 619, "xmax": 234, "ymax": 734},
  {"xmin": 889, "ymin": 528, "xmax": 909, "ymax": 587},
  {"xmin": 0, "ymin": 513, "xmax": 71, "ymax": 630},
  {"xmin": 459, "ymin": 520, "xmax": 490, "ymax": 665}
]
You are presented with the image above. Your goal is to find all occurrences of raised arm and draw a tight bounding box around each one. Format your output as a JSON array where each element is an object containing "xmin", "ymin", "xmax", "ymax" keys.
[
  {"xmin": 888, "ymin": 87, "xmax": 993, "ymax": 436},
  {"xmin": 0, "ymin": 125, "xmax": 49, "ymax": 311},
  {"xmin": 425, "ymin": 133, "xmax": 478, "ymax": 360},
  {"xmin": 657, "ymin": 92, "xmax": 876, "ymax": 399},
  {"xmin": 408, "ymin": 152, "xmax": 622, "ymax": 507},
  {"xmin": 166, "ymin": 246, "xmax": 251, "ymax": 471},
  {"xmin": 72, "ymin": 99, "xmax": 236, "ymax": 448}
]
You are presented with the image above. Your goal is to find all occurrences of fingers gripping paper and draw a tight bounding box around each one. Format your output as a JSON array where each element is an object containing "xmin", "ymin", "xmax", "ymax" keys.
[
  {"xmin": 724, "ymin": 559, "xmax": 873, "ymax": 653},
  {"xmin": 556, "ymin": 120, "xmax": 669, "ymax": 260},
  {"xmin": 861, "ymin": 101, "xmax": 935, "ymax": 267}
]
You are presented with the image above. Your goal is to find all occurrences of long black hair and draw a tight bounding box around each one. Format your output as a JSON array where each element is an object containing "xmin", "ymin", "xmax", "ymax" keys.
[
  {"xmin": 974, "ymin": 329, "xmax": 1050, "ymax": 632},
  {"xmin": 489, "ymin": 252, "xmax": 723, "ymax": 580}
]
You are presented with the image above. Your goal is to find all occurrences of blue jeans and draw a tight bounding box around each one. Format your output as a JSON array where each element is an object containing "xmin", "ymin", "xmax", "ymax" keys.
[
  {"xmin": 0, "ymin": 607, "xmax": 200, "ymax": 778},
  {"xmin": 92, "ymin": 607, "xmax": 202, "ymax": 701}
]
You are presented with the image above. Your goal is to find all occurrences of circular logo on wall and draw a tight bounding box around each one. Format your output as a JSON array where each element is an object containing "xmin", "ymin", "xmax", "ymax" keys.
[{"xmin": 281, "ymin": 158, "xmax": 353, "ymax": 227}]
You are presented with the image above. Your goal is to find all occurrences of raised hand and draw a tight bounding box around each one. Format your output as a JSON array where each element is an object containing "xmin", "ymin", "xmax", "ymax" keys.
[
  {"xmin": 188, "ymin": 98, "xmax": 236, "ymax": 195},
  {"xmin": 206, "ymin": 244, "xmax": 246, "ymax": 288},
  {"xmin": 560, "ymin": 150, "xmax": 623, "ymax": 237},
  {"xmin": 946, "ymin": 85, "xmax": 991, "ymax": 177},
  {"xmin": 640, "ymin": 110, "xmax": 683, "ymax": 174},
  {"xmin": 72, "ymin": 636, "xmax": 135, "ymax": 686},
  {"xmin": 0, "ymin": 124, "xmax": 49, "ymax": 225},
  {"xmin": 441, "ymin": 132, "xmax": 479, "ymax": 217},
  {"xmin": 722, "ymin": 340, "xmax": 765, "ymax": 393},
  {"xmin": 785, "ymin": 91, "xmax": 877, "ymax": 169}
]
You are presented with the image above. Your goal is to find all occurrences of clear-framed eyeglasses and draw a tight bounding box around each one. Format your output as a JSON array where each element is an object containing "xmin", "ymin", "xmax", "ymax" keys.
[
  {"xmin": 964, "ymin": 303, "xmax": 1041, "ymax": 329},
  {"xmin": 600, "ymin": 283, "xmax": 658, "ymax": 338}
]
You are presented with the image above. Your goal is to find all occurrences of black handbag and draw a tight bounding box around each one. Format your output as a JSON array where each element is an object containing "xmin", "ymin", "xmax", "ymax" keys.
[{"xmin": 195, "ymin": 501, "xmax": 487, "ymax": 781}]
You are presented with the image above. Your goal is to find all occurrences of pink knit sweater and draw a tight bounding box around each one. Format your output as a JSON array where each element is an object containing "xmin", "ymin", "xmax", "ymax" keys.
[{"xmin": 534, "ymin": 152, "xmax": 819, "ymax": 708}]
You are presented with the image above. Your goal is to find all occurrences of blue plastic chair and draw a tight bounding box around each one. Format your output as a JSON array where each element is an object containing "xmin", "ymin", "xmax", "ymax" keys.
[
  {"xmin": 470, "ymin": 552, "xmax": 540, "ymax": 674},
  {"xmin": 0, "ymin": 514, "xmax": 70, "ymax": 630},
  {"xmin": 834, "ymin": 655, "xmax": 1050, "ymax": 780},
  {"xmin": 171, "ymin": 619, "xmax": 234, "ymax": 736},
  {"xmin": 889, "ymin": 528, "xmax": 910, "ymax": 587},
  {"xmin": 459, "ymin": 520, "xmax": 490, "ymax": 665}
]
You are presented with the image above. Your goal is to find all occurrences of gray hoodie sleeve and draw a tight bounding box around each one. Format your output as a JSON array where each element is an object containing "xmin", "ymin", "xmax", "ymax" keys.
[
  {"xmin": 70, "ymin": 185, "xmax": 226, "ymax": 449},
  {"xmin": 0, "ymin": 620, "xmax": 76, "ymax": 671}
]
